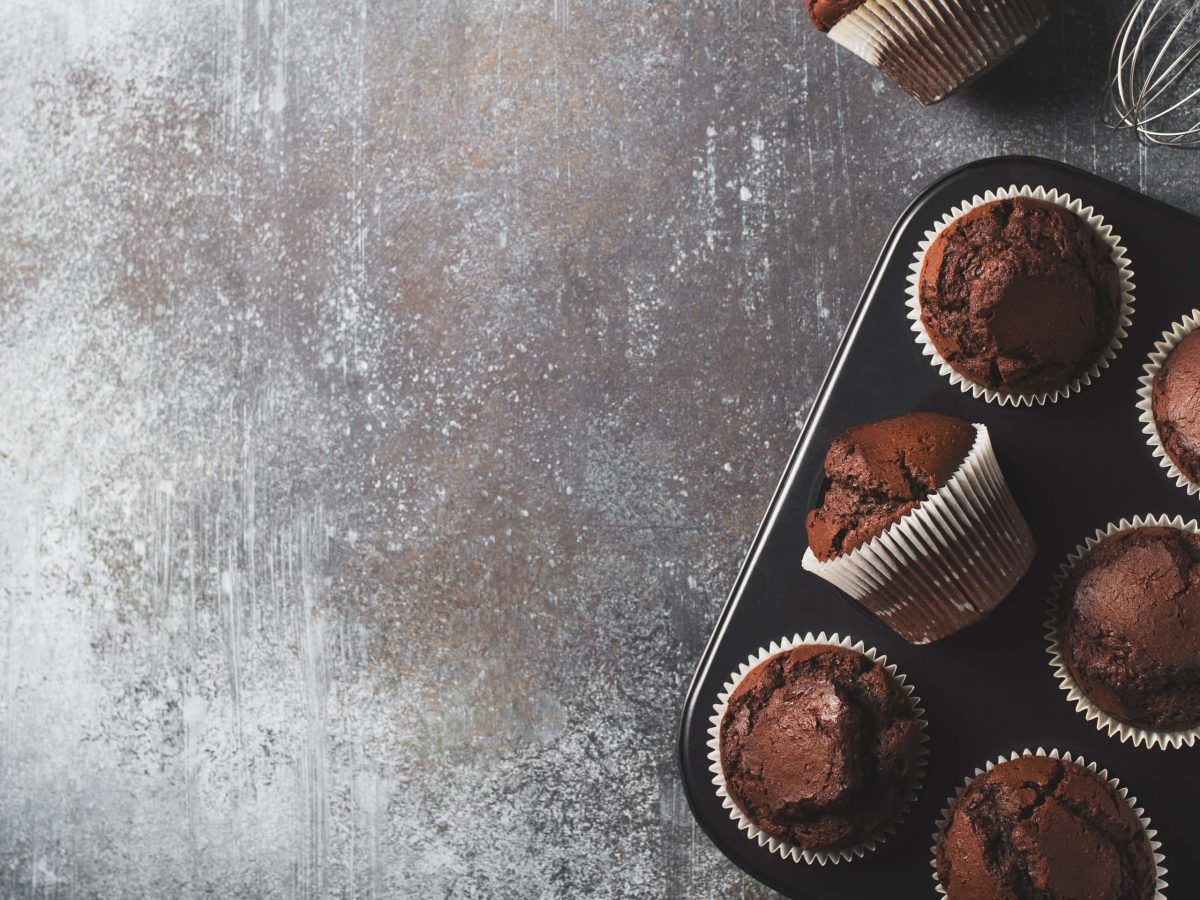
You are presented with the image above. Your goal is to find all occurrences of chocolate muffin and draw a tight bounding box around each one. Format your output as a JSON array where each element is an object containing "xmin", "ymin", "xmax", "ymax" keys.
[
  {"xmin": 806, "ymin": 0, "xmax": 864, "ymax": 31},
  {"xmin": 935, "ymin": 756, "xmax": 1155, "ymax": 900},
  {"xmin": 1061, "ymin": 526, "xmax": 1200, "ymax": 732},
  {"xmin": 806, "ymin": 412, "xmax": 976, "ymax": 561},
  {"xmin": 1152, "ymin": 329, "xmax": 1200, "ymax": 485},
  {"xmin": 805, "ymin": 0, "xmax": 1049, "ymax": 106},
  {"xmin": 719, "ymin": 643, "xmax": 921, "ymax": 851},
  {"xmin": 919, "ymin": 197, "xmax": 1121, "ymax": 395}
]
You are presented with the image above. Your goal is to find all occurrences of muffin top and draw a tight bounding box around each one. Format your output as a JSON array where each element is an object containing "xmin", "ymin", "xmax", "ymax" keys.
[
  {"xmin": 1061, "ymin": 526, "xmax": 1200, "ymax": 732},
  {"xmin": 1152, "ymin": 328, "xmax": 1200, "ymax": 485},
  {"xmin": 805, "ymin": 412, "xmax": 975, "ymax": 561},
  {"xmin": 919, "ymin": 197, "xmax": 1121, "ymax": 395},
  {"xmin": 935, "ymin": 756, "xmax": 1154, "ymax": 900},
  {"xmin": 806, "ymin": 0, "xmax": 866, "ymax": 31},
  {"xmin": 719, "ymin": 643, "xmax": 920, "ymax": 851}
]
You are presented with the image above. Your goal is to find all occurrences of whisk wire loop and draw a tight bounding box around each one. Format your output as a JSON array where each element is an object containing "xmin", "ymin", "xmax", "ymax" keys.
[{"xmin": 1108, "ymin": 0, "xmax": 1200, "ymax": 146}]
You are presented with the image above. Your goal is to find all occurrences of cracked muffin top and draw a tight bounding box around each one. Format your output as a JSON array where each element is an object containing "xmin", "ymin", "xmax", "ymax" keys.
[
  {"xmin": 918, "ymin": 197, "xmax": 1121, "ymax": 395},
  {"xmin": 936, "ymin": 756, "xmax": 1155, "ymax": 900},
  {"xmin": 719, "ymin": 643, "xmax": 921, "ymax": 851},
  {"xmin": 805, "ymin": 412, "xmax": 976, "ymax": 561},
  {"xmin": 1061, "ymin": 526, "xmax": 1200, "ymax": 732},
  {"xmin": 1152, "ymin": 328, "xmax": 1200, "ymax": 486}
]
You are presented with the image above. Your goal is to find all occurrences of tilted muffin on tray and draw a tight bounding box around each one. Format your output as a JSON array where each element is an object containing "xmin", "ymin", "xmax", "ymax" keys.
[
  {"xmin": 805, "ymin": 411, "xmax": 975, "ymax": 561},
  {"xmin": 802, "ymin": 411, "xmax": 1035, "ymax": 644}
]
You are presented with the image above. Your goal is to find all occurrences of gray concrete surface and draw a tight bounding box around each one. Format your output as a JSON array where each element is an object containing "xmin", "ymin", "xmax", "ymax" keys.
[{"xmin": 1, "ymin": 1, "xmax": 1197, "ymax": 897}]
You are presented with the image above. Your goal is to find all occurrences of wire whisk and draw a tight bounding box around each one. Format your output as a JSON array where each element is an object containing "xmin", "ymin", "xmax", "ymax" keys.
[{"xmin": 1108, "ymin": 0, "xmax": 1200, "ymax": 146}]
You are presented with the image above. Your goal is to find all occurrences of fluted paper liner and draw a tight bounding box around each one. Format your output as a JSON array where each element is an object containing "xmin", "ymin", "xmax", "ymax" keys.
[
  {"xmin": 707, "ymin": 632, "xmax": 927, "ymax": 865},
  {"xmin": 932, "ymin": 748, "xmax": 1167, "ymax": 898},
  {"xmin": 1046, "ymin": 514, "xmax": 1200, "ymax": 750},
  {"xmin": 802, "ymin": 423, "xmax": 1035, "ymax": 644},
  {"xmin": 906, "ymin": 184, "xmax": 1136, "ymax": 406},
  {"xmin": 827, "ymin": 0, "xmax": 1051, "ymax": 105},
  {"xmin": 1137, "ymin": 311, "xmax": 1200, "ymax": 495}
]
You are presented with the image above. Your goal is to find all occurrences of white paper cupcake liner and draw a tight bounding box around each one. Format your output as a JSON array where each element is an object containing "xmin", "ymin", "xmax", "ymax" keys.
[
  {"xmin": 905, "ymin": 184, "xmax": 1136, "ymax": 406},
  {"xmin": 1046, "ymin": 514, "xmax": 1200, "ymax": 750},
  {"xmin": 802, "ymin": 423, "xmax": 1035, "ymax": 644},
  {"xmin": 706, "ymin": 632, "xmax": 928, "ymax": 865},
  {"xmin": 931, "ymin": 748, "xmax": 1167, "ymax": 898},
  {"xmin": 827, "ymin": 0, "xmax": 1051, "ymax": 105},
  {"xmin": 1137, "ymin": 311, "xmax": 1200, "ymax": 496}
]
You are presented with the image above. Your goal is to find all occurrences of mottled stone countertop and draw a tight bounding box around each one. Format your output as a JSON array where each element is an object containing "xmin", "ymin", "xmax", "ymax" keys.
[{"xmin": 1, "ymin": 1, "xmax": 1197, "ymax": 897}]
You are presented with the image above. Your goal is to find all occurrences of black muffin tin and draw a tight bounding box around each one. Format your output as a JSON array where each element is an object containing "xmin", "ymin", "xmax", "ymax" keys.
[{"xmin": 678, "ymin": 156, "xmax": 1199, "ymax": 899}]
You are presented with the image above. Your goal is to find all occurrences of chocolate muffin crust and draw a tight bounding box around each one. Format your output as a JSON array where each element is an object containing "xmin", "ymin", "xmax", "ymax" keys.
[
  {"xmin": 719, "ymin": 644, "xmax": 921, "ymax": 851},
  {"xmin": 935, "ymin": 756, "xmax": 1155, "ymax": 900},
  {"xmin": 919, "ymin": 197, "xmax": 1121, "ymax": 395},
  {"xmin": 806, "ymin": 412, "xmax": 976, "ymax": 561},
  {"xmin": 1061, "ymin": 526, "xmax": 1200, "ymax": 732},
  {"xmin": 1152, "ymin": 328, "xmax": 1200, "ymax": 485},
  {"xmin": 806, "ymin": 0, "xmax": 866, "ymax": 31}
]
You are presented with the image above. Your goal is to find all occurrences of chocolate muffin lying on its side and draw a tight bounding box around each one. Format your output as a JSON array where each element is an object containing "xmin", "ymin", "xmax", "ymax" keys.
[
  {"xmin": 805, "ymin": 411, "xmax": 976, "ymax": 561},
  {"xmin": 936, "ymin": 756, "xmax": 1155, "ymax": 900},
  {"xmin": 803, "ymin": 0, "xmax": 1049, "ymax": 106},
  {"xmin": 720, "ymin": 644, "xmax": 921, "ymax": 851},
  {"xmin": 919, "ymin": 197, "xmax": 1121, "ymax": 395},
  {"xmin": 1152, "ymin": 328, "xmax": 1200, "ymax": 485},
  {"xmin": 1061, "ymin": 526, "xmax": 1200, "ymax": 732}
]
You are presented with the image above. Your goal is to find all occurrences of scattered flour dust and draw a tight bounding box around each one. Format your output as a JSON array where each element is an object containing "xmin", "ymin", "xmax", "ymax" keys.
[
  {"xmin": 0, "ymin": 274, "xmax": 391, "ymax": 896},
  {"xmin": 0, "ymin": 2, "xmax": 757, "ymax": 898},
  {"xmin": 0, "ymin": 227, "xmax": 671, "ymax": 899}
]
